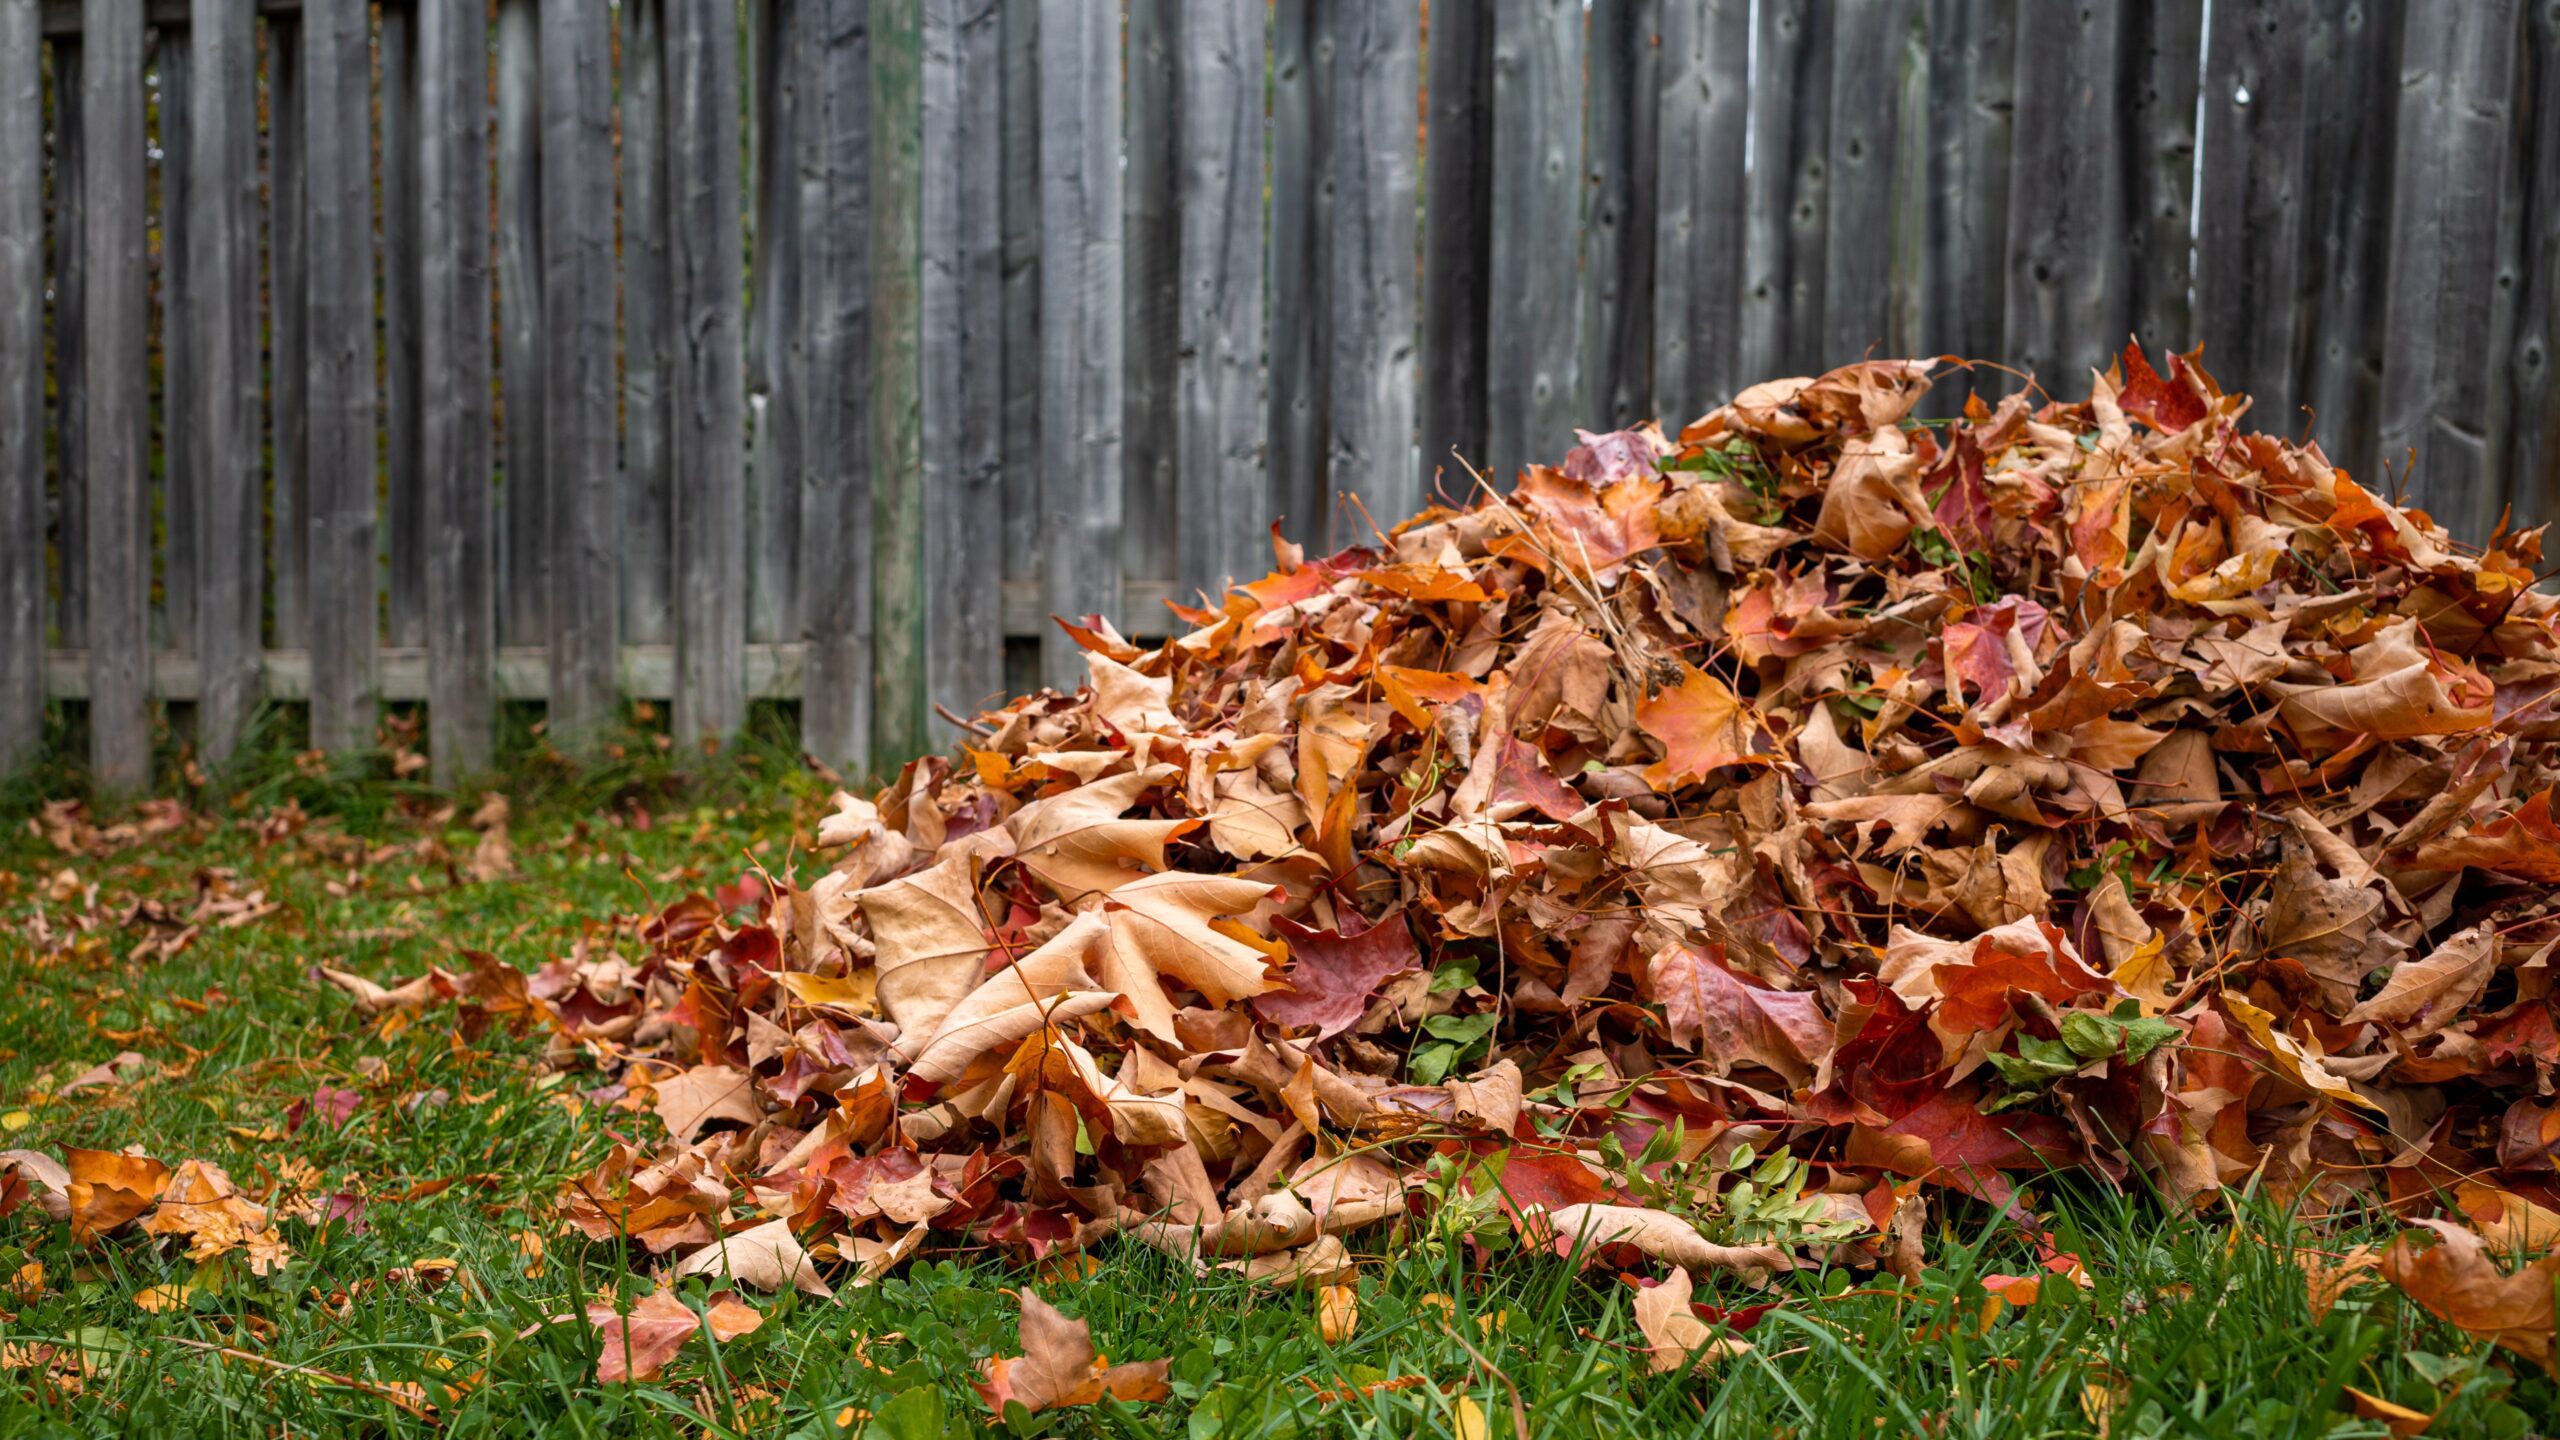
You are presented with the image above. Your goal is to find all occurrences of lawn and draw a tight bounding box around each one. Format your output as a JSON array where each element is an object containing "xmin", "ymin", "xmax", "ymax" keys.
[{"xmin": 0, "ymin": 715, "xmax": 2545, "ymax": 1439}]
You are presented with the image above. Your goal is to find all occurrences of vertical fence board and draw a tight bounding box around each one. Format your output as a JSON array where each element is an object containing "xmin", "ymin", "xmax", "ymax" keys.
[
  {"xmin": 1420, "ymin": 0, "xmax": 1491, "ymax": 493},
  {"xmin": 82, "ymin": 0, "xmax": 144, "ymax": 785},
  {"xmin": 303, "ymin": 0, "xmax": 375, "ymax": 753},
  {"xmin": 50, "ymin": 37, "xmax": 83, "ymax": 651},
  {"xmin": 159, "ymin": 34, "xmax": 192, "ymax": 655},
  {"xmin": 2379, "ymin": 0, "xmax": 2518, "ymax": 534},
  {"xmin": 2299, "ymin": 0, "xmax": 2402, "ymax": 481},
  {"xmin": 995, "ymin": 0, "xmax": 1037, "ymax": 694},
  {"xmin": 192, "ymin": 0, "xmax": 257, "ymax": 764},
  {"xmin": 1267, "ymin": 0, "xmax": 1325, "ymax": 542},
  {"xmin": 747, "ymin": 0, "xmax": 799, "ymax": 645},
  {"xmin": 921, "ymin": 0, "xmax": 1002, "ymax": 738},
  {"xmin": 264, "ymin": 18, "xmax": 302, "ymax": 648},
  {"xmin": 495, "ymin": 0, "xmax": 543, "ymax": 649},
  {"xmin": 666, "ymin": 0, "xmax": 746, "ymax": 740},
  {"xmin": 1035, "ymin": 0, "xmax": 1120, "ymax": 685},
  {"xmin": 539, "ymin": 0, "xmax": 616, "ymax": 745},
  {"xmin": 2128, "ymin": 0, "xmax": 2203, "ymax": 353},
  {"xmin": 1123, "ymin": 0, "xmax": 1176, "ymax": 584},
  {"xmin": 1325, "ymin": 0, "xmax": 1417, "ymax": 537},
  {"xmin": 2512, "ymin": 1, "xmax": 2560, "ymax": 521},
  {"xmin": 1823, "ymin": 0, "xmax": 1911, "ymax": 367},
  {"xmin": 2196, "ymin": 0, "xmax": 2308, "ymax": 427},
  {"xmin": 1488, "ymin": 0, "xmax": 1582, "ymax": 484},
  {"xmin": 619, "ymin": 0, "xmax": 671, "ymax": 647},
  {"xmin": 1176, "ymin": 0, "xmax": 1267, "ymax": 598},
  {"xmin": 1652, "ymin": 0, "xmax": 1748, "ymax": 423},
  {"xmin": 1919, "ymin": 0, "xmax": 2015, "ymax": 407},
  {"xmin": 872, "ymin": 0, "xmax": 926, "ymax": 766},
  {"xmin": 2003, "ymin": 0, "xmax": 2128, "ymax": 394},
  {"xmin": 420, "ymin": 0, "xmax": 494, "ymax": 778},
  {"xmin": 1741, "ymin": 0, "xmax": 1830, "ymax": 377},
  {"xmin": 0, "ymin": 1, "xmax": 37, "ymax": 768},
  {"xmin": 380, "ymin": 4, "xmax": 421, "ymax": 647},
  {"xmin": 801, "ymin": 0, "xmax": 870, "ymax": 768},
  {"xmin": 1583, "ymin": 0, "xmax": 1658, "ymax": 429}
]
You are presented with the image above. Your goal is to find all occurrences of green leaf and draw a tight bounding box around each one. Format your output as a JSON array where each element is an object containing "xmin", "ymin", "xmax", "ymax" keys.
[{"xmin": 862, "ymin": 1385, "xmax": 946, "ymax": 1440}]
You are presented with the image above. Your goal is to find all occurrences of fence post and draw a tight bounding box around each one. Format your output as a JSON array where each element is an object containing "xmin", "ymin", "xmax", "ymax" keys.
[
  {"xmin": 2128, "ymin": 0, "xmax": 2203, "ymax": 357},
  {"xmin": 1326, "ymin": 0, "xmax": 1419, "ymax": 532},
  {"xmin": 1653, "ymin": 0, "xmax": 1749, "ymax": 424},
  {"xmin": 666, "ymin": 0, "xmax": 747, "ymax": 742},
  {"xmin": 2196, "ymin": 0, "xmax": 2309, "ymax": 425},
  {"xmin": 161, "ymin": 34, "xmax": 194, "ymax": 660},
  {"xmin": 420, "ymin": 0, "xmax": 496, "ymax": 781},
  {"xmin": 2002, "ymin": 0, "xmax": 2129, "ymax": 394},
  {"xmin": 2298, "ymin": 0, "xmax": 2403, "ymax": 485},
  {"xmin": 192, "ymin": 0, "xmax": 259, "ymax": 767},
  {"xmin": 872, "ymin": 0, "xmax": 928, "ymax": 768},
  {"xmin": 1035, "ymin": 0, "xmax": 1122, "ymax": 688},
  {"xmin": 620, "ymin": 0, "xmax": 673, "ymax": 651},
  {"xmin": 1918, "ymin": 0, "xmax": 2014, "ymax": 408},
  {"xmin": 381, "ymin": 4, "xmax": 422, "ymax": 649},
  {"xmin": 496, "ymin": 0, "xmax": 545, "ymax": 652},
  {"xmin": 81, "ymin": 0, "xmax": 146, "ymax": 788},
  {"xmin": 304, "ymin": 0, "xmax": 378, "ymax": 756},
  {"xmin": 541, "ymin": 0, "xmax": 618, "ymax": 749},
  {"xmin": 1740, "ymin": 0, "xmax": 1830, "ymax": 379},
  {"xmin": 1124, "ymin": 0, "xmax": 1177, "ymax": 595},
  {"xmin": 1583, "ymin": 0, "xmax": 1659, "ymax": 431},
  {"xmin": 1175, "ymin": 0, "xmax": 1269, "ymax": 600},
  {"xmin": 1822, "ymin": 0, "xmax": 1915, "ymax": 368},
  {"xmin": 1421, "ymin": 0, "xmax": 1492, "ymax": 493},
  {"xmin": 798, "ymin": 0, "xmax": 872, "ymax": 773},
  {"xmin": 1489, "ymin": 0, "xmax": 1582, "ymax": 485},
  {"xmin": 1266, "ymin": 0, "xmax": 1325, "ymax": 543},
  {"xmin": 0, "ymin": 0, "xmax": 37, "ymax": 772},
  {"xmin": 265, "ymin": 17, "xmax": 304, "ymax": 652}
]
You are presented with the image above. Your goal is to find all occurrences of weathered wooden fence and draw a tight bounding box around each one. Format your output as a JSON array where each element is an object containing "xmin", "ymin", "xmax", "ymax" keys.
[{"xmin": 4, "ymin": 0, "xmax": 2559, "ymax": 788}]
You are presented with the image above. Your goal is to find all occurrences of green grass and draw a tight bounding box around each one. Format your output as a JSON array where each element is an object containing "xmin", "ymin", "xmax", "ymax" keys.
[{"xmin": 0, "ymin": 714, "xmax": 2550, "ymax": 1437}]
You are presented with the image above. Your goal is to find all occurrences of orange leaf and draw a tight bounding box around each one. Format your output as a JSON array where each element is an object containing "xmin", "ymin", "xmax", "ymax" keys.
[{"xmin": 1636, "ymin": 664, "xmax": 1770, "ymax": 789}]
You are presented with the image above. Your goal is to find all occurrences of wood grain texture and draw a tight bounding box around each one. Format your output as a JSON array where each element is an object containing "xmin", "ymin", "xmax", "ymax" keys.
[
  {"xmin": 262, "ymin": 19, "xmax": 302, "ymax": 648},
  {"xmin": 2509, "ymin": 0, "xmax": 2559, "ymax": 522},
  {"xmin": 2378, "ymin": 0, "xmax": 2518, "ymax": 535},
  {"xmin": 1919, "ymin": 0, "xmax": 2015, "ymax": 409},
  {"xmin": 302, "ymin": 0, "xmax": 376, "ymax": 754},
  {"xmin": 2196, "ymin": 0, "xmax": 2308, "ymax": 426},
  {"xmin": 995, "ymin": 0, "xmax": 1037, "ymax": 695},
  {"xmin": 495, "ymin": 0, "xmax": 544, "ymax": 648},
  {"xmin": 1121, "ymin": 0, "xmax": 1176, "ymax": 583},
  {"xmin": 419, "ymin": 0, "xmax": 495, "ymax": 778},
  {"xmin": 189, "ymin": 0, "xmax": 260, "ymax": 765},
  {"xmin": 746, "ymin": 0, "xmax": 800, "ymax": 644},
  {"xmin": 1420, "ymin": 0, "xmax": 1491, "ymax": 492},
  {"xmin": 1822, "ymin": 0, "xmax": 1913, "ymax": 368},
  {"xmin": 1325, "ymin": 0, "xmax": 1418, "ymax": 539},
  {"xmin": 0, "ymin": 0, "xmax": 38, "ymax": 770},
  {"xmin": 872, "ymin": 0, "xmax": 927, "ymax": 769},
  {"xmin": 1488, "ymin": 0, "xmax": 1581, "ymax": 485},
  {"xmin": 2128, "ymin": 0, "xmax": 2203, "ymax": 354},
  {"xmin": 50, "ymin": 36, "xmax": 85, "ymax": 651},
  {"xmin": 1652, "ymin": 0, "xmax": 1749, "ymax": 422},
  {"xmin": 797, "ymin": 0, "xmax": 871, "ymax": 770},
  {"xmin": 1175, "ymin": 0, "xmax": 1267, "ymax": 601},
  {"xmin": 618, "ymin": 0, "xmax": 672, "ymax": 646},
  {"xmin": 2002, "ymin": 0, "xmax": 2128, "ymax": 396},
  {"xmin": 920, "ymin": 0, "xmax": 1003, "ymax": 741},
  {"xmin": 1741, "ymin": 0, "xmax": 1831, "ymax": 377},
  {"xmin": 665, "ymin": 0, "xmax": 746, "ymax": 740},
  {"xmin": 1582, "ymin": 0, "xmax": 1659, "ymax": 429},
  {"xmin": 82, "ymin": 0, "xmax": 145, "ymax": 786},
  {"xmin": 1266, "ymin": 0, "xmax": 1325, "ymax": 544},
  {"xmin": 158, "ymin": 37, "xmax": 191, "ymax": 655},
  {"xmin": 2298, "ymin": 0, "xmax": 2402, "ymax": 483},
  {"xmin": 540, "ymin": 0, "xmax": 617, "ymax": 746},
  {"xmin": 1034, "ymin": 0, "xmax": 1121, "ymax": 688},
  {"xmin": 378, "ymin": 4, "xmax": 421, "ymax": 648}
]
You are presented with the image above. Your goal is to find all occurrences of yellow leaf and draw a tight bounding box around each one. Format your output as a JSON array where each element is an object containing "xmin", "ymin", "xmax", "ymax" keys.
[
  {"xmin": 9, "ymin": 1261, "xmax": 41, "ymax": 1302},
  {"xmin": 1318, "ymin": 1284, "xmax": 1358, "ymax": 1344},
  {"xmin": 1451, "ymin": 1395, "xmax": 1489, "ymax": 1440},
  {"xmin": 2218, "ymin": 991, "xmax": 2381, "ymax": 1111},
  {"xmin": 1, "ymin": 1112, "xmax": 30, "ymax": 1133},
  {"xmin": 773, "ymin": 970, "xmax": 880, "ymax": 1016},
  {"xmin": 134, "ymin": 1283, "xmax": 195, "ymax": 1313},
  {"xmin": 2342, "ymin": 1385, "xmax": 2434, "ymax": 1438}
]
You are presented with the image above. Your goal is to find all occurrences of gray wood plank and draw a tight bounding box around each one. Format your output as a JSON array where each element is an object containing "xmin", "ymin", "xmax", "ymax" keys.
[
  {"xmin": 1582, "ymin": 0, "xmax": 1658, "ymax": 429},
  {"xmin": 495, "ymin": 0, "xmax": 543, "ymax": 649},
  {"xmin": 2128, "ymin": 0, "xmax": 2203, "ymax": 355},
  {"xmin": 1821, "ymin": 0, "xmax": 1913, "ymax": 368},
  {"xmin": 746, "ymin": 0, "xmax": 800, "ymax": 645},
  {"xmin": 665, "ymin": 0, "xmax": 746, "ymax": 740},
  {"xmin": 1419, "ymin": 0, "xmax": 1491, "ymax": 492},
  {"xmin": 2299, "ymin": 0, "xmax": 2402, "ymax": 482},
  {"xmin": 50, "ymin": 36, "xmax": 84, "ymax": 651},
  {"xmin": 263, "ymin": 17, "xmax": 302, "ymax": 648},
  {"xmin": 1035, "ymin": 0, "xmax": 1121, "ymax": 687},
  {"xmin": 618, "ymin": 0, "xmax": 671, "ymax": 647},
  {"xmin": 419, "ymin": 0, "xmax": 495, "ymax": 779},
  {"xmin": 2377, "ymin": 0, "xmax": 2517, "ymax": 535},
  {"xmin": 378, "ymin": 3, "xmax": 421, "ymax": 647},
  {"xmin": 82, "ymin": 0, "xmax": 145, "ymax": 785},
  {"xmin": 1652, "ymin": 0, "xmax": 1750, "ymax": 423},
  {"xmin": 920, "ymin": 0, "xmax": 1002, "ymax": 740},
  {"xmin": 1740, "ymin": 0, "xmax": 1831, "ymax": 378},
  {"xmin": 2196, "ymin": 0, "xmax": 2308, "ymax": 429},
  {"xmin": 2002, "ymin": 0, "xmax": 2129, "ymax": 397},
  {"xmin": 190, "ymin": 0, "xmax": 259, "ymax": 766},
  {"xmin": 539, "ymin": 0, "xmax": 616, "ymax": 746},
  {"xmin": 995, "ymin": 0, "xmax": 1036, "ymax": 695},
  {"xmin": 1123, "ymin": 0, "xmax": 1176, "ymax": 585},
  {"xmin": 1488, "ymin": 0, "xmax": 1581, "ymax": 485},
  {"xmin": 1175, "ymin": 0, "xmax": 1267, "ymax": 600},
  {"xmin": 1326, "ymin": 0, "xmax": 1418, "ymax": 536},
  {"xmin": 44, "ymin": 0, "xmax": 301, "ymax": 36},
  {"xmin": 1266, "ymin": 0, "xmax": 1325, "ymax": 543},
  {"xmin": 0, "ymin": 1, "xmax": 39, "ymax": 770},
  {"xmin": 301, "ymin": 0, "xmax": 375, "ymax": 754},
  {"xmin": 1919, "ymin": 0, "xmax": 2014, "ymax": 410},
  {"xmin": 872, "ymin": 0, "xmax": 925, "ymax": 767},
  {"xmin": 797, "ymin": 0, "xmax": 871, "ymax": 770},
  {"xmin": 2509, "ymin": 1, "xmax": 2559, "ymax": 523},
  {"xmin": 157, "ymin": 33, "xmax": 191, "ymax": 656}
]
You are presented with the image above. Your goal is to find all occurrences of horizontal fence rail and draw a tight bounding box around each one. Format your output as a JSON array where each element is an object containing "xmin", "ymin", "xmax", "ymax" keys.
[{"xmin": 3, "ymin": 0, "xmax": 2558, "ymax": 786}]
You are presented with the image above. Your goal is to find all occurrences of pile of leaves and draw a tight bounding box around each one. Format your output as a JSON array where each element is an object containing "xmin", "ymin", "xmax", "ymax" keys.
[{"xmin": 330, "ymin": 350, "xmax": 2560, "ymax": 1387}]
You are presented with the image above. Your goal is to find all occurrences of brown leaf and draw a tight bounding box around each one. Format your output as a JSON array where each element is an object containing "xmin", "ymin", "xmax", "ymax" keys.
[
  {"xmin": 1632, "ymin": 1266, "xmax": 1752, "ymax": 1373},
  {"xmin": 855, "ymin": 853, "xmax": 993, "ymax": 1042},
  {"xmin": 2381, "ymin": 1219, "xmax": 2560, "ymax": 1375},
  {"xmin": 647, "ymin": 1065, "xmax": 762, "ymax": 1143},
  {"xmin": 974, "ymin": 1288, "xmax": 1171, "ymax": 1415},
  {"xmin": 64, "ymin": 1148, "xmax": 171, "ymax": 1245},
  {"xmin": 670, "ymin": 1218, "xmax": 835, "ymax": 1299},
  {"xmin": 586, "ymin": 1289, "xmax": 706, "ymax": 1383},
  {"xmin": 2343, "ymin": 924, "xmax": 2495, "ymax": 1034}
]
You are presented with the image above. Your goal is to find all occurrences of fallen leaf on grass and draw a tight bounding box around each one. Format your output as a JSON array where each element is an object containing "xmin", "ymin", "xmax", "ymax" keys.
[
  {"xmin": 2382, "ymin": 1220, "xmax": 2560, "ymax": 1375},
  {"xmin": 586, "ymin": 1288, "xmax": 761, "ymax": 1383},
  {"xmin": 975, "ymin": 1288, "xmax": 1170, "ymax": 1415},
  {"xmin": 669, "ymin": 1218, "xmax": 835, "ymax": 1299},
  {"xmin": 64, "ymin": 1148, "xmax": 169, "ymax": 1245},
  {"xmin": 1632, "ymin": 1266, "xmax": 1752, "ymax": 1373},
  {"xmin": 1317, "ymin": 1283, "xmax": 1358, "ymax": 1343}
]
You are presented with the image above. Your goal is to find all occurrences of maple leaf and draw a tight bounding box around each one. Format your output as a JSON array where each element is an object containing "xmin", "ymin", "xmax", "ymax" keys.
[
  {"xmin": 1632, "ymin": 1267, "xmax": 1753, "ymax": 1373},
  {"xmin": 1100, "ymin": 872, "xmax": 1284, "ymax": 1007},
  {"xmin": 1647, "ymin": 944, "xmax": 1832, "ymax": 1087},
  {"xmin": 64, "ymin": 1148, "xmax": 170, "ymax": 1245},
  {"xmin": 2410, "ymin": 789, "xmax": 2560, "ymax": 882},
  {"xmin": 648, "ymin": 1065, "xmax": 762, "ymax": 1143},
  {"xmin": 855, "ymin": 852, "xmax": 995, "ymax": 1041},
  {"xmin": 974, "ymin": 1288, "xmax": 1170, "ymax": 1415},
  {"xmin": 2382, "ymin": 1220, "xmax": 2560, "ymax": 1375},
  {"xmin": 669, "ymin": 1218, "xmax": 835, "ymax": 1298},
  {"xmin": 1253, "ymin": 910, "xmax": 1421, "ymax": 1039},
  {"xmin": 586, "ymin": 1289, "xmax": 757, "ymax": 1384},
  {"xmin": 1636, "ymin": 663, "xmax": 1771, "ymax": 789},
  {"xmin": 1006, "ymin": 767, "xmax": 1198, "ymax": 900}
]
